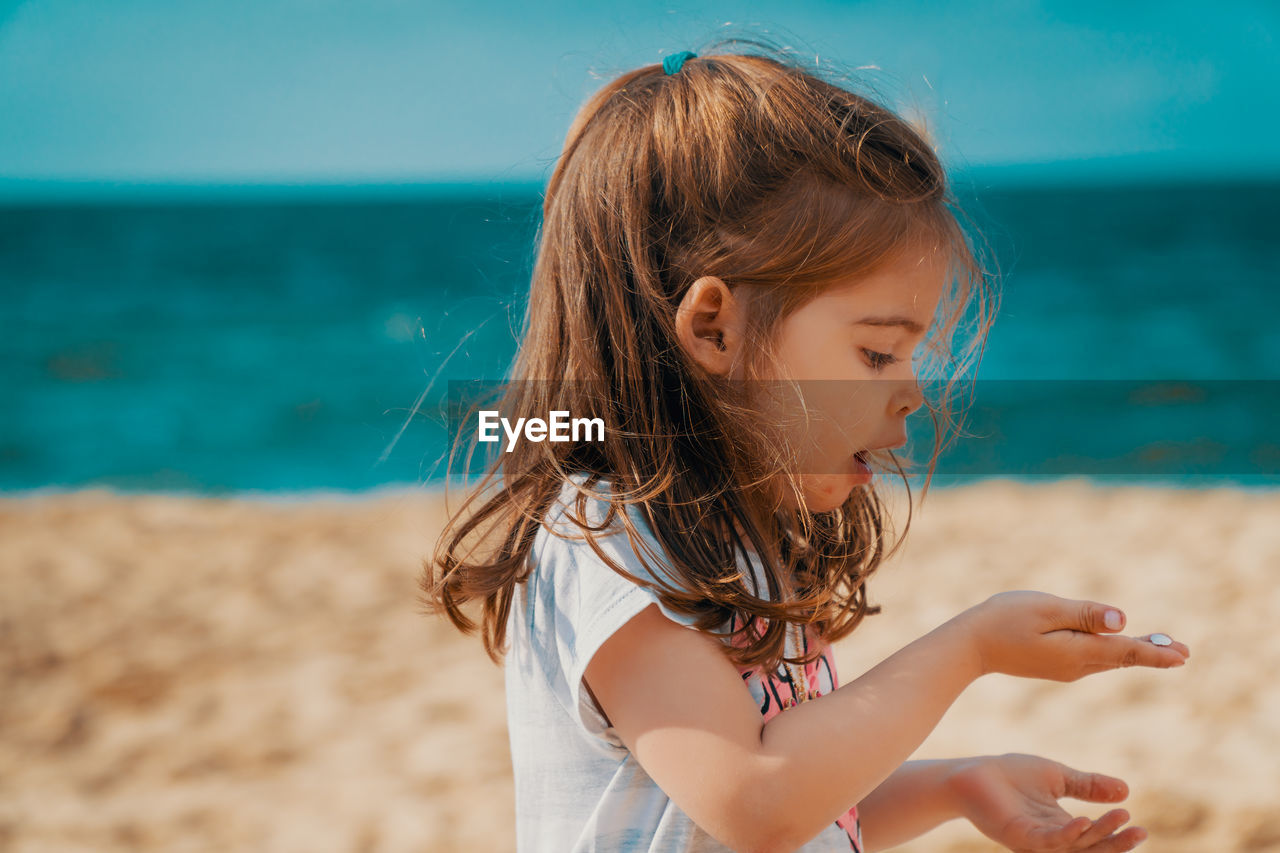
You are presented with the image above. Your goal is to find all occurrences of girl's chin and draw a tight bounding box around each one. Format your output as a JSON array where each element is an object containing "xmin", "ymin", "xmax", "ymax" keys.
[{"xmin": 801, "ymin": 469, "xmax": 871, "ymax": 511}]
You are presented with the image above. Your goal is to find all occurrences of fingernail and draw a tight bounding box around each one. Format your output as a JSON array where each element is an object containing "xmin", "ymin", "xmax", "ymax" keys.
[{"xmin": 1105, "ymin": 610, "xmax": 1123, "ymax": 630}]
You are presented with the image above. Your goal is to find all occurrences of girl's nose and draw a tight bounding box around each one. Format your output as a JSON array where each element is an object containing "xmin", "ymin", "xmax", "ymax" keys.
[{"xmin": 894, "ymin": 378, "xmax": 925, "ymax": 417}]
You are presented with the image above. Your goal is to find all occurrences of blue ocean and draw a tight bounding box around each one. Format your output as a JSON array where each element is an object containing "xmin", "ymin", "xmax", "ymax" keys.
[{"xmin": 2, "ymin": 179, "xmax": 1277, "ymax": 495}]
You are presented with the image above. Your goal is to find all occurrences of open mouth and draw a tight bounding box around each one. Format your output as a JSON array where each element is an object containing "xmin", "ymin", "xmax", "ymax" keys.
[{"xmin": 852, "ymin": 450, "xmax": 872, "ymax": 475}]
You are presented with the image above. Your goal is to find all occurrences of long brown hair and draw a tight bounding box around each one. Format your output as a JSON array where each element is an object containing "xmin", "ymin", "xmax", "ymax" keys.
[{"xmin": 420, "ymin": 39, "xmax": 1001, "ymax": 676}]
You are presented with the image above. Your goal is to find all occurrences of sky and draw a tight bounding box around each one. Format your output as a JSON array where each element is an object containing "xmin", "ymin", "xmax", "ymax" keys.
[{"xmin": 0, "ymin": 0, "xmax": 1277, "ymax": 197}]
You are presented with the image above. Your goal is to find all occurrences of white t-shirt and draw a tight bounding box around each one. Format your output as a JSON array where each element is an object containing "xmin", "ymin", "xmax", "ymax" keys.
[{"xmin": 503, "ymin": 473, "xmax": 864, "ymax": 851}]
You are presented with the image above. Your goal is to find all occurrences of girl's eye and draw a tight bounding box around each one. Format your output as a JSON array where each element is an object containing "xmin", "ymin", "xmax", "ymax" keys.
[{"xmin": 861, "ymin": 348, "xmax": 898, "ymax": 371}]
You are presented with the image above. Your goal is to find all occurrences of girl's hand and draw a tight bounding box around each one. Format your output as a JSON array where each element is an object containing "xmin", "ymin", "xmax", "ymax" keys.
[
  {"xmin": 958, "ymin": 591, "xmax": 1191, "ymax": 681},
  {"xmin": 949, "ymin": 753, "xmax": 1148, "ymax": 852}
]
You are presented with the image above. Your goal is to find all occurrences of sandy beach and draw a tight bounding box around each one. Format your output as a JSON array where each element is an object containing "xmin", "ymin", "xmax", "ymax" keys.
[{"xmin": 2, "ymin": 479, "xmax": 1277, "ymax": 852}]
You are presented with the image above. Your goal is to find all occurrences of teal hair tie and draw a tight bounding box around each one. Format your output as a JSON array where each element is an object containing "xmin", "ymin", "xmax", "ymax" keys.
[{"xmin": 662, "ymin": 50, "xmax": 697, "ymax": 75}]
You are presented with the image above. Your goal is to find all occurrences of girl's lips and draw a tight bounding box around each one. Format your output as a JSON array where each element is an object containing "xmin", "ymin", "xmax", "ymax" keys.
[{"xmin": 851, "ymin": 451, "xmax": 873, "ymax": 479}]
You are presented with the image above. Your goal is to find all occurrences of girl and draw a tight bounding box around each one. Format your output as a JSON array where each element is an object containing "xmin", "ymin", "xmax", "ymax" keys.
[{"xmin": 423, "ymin": 42, "xmax": 1191, "ymax": 852}]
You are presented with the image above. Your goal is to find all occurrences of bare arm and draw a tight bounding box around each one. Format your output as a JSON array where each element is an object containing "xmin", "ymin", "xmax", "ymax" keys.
[
  {"xmin": 854, "ymin": 758, "xmax": 973, "ymax": 852},
  {"xmin": 753, "ymin": 616, "xmax": 980, "ymax": 850},
  {"xmin": 584, "ymin": 594, "xmax": 1186, "ymax": 853},
  {"xmin": 584, "ymin": 605, "xmax": 980, "ymax": 852}
]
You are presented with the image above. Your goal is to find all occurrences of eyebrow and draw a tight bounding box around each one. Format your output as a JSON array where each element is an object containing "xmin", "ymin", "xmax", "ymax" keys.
[{"xmin": 852, "ymin": 315, "xmax": 927, "ymax": 335}]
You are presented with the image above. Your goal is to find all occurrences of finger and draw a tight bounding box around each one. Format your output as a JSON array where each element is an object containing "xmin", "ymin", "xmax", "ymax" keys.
[
  {"xmin": 1071, "ymin": 809, "xmax": 1131, "ymax": 848},
  {"xmin": 1062, "ymin": 769, "xmax": 1129, "ymax": 803},
  {"xmin": 1027, "ymin": 815, "xmax": 1091, "ymax": 848},
  {"xmin": 1050, "ymin": 599, "xmax": 1128, "ymax": 635},
  {"xmin": 1079, "ymin": 633, "xmax": 1188, "ymax": 669},
  {"xmin": 1079, "ymin": 825, "xmax": 1148, "ymax": 852}
]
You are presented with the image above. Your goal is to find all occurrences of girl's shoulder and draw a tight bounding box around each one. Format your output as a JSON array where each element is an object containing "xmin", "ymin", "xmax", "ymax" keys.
[
  {"xmin": 541, "ymin": 470, "xmax": 617, "ymax": 528},
  {"xmin": 534, "ymin": 471, "xmax": 772, "ymax": 602},
  {"xmin": 535, "ymin": 472, "xmax": 657, "ymax": 568},
  {"xmin": 538, "ymin": 471, "xmax": 673, "ymax": 556}
]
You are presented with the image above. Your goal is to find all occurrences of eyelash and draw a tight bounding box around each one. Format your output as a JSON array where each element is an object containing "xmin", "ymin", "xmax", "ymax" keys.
[{"xmin": 862, "ymin": 348, "xmax": 898, "ymax": 371}]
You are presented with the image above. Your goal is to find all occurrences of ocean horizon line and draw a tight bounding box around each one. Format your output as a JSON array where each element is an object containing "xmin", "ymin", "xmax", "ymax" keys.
[
  {"xmin": 3, "ymin": 159, "xmax": 1279, "ymax": 206},
  {"xmin": 4, "ymin": 474, "xmax": 1278, "ymax": 504}
]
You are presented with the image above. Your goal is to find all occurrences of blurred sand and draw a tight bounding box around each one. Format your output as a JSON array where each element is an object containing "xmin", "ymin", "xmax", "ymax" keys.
[{"xmin": 2, "ymin": 480, "xmax": 1277, "ymax": 852}]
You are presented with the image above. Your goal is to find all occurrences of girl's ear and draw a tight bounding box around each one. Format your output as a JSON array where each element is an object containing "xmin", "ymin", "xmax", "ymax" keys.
[{"xmin": 675, "ymin": 276, "xmax": 744, "ymax": 376}]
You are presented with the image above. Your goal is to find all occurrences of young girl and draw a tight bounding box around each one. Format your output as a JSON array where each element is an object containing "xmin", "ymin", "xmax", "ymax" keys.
[{"xmin": 423, "ymin": 43, "xmax": 1191, "ymax": 852}]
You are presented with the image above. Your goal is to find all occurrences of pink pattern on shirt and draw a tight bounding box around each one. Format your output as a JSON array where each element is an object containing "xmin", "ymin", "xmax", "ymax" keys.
[{"xmin": 729, "ymin": 614, "xmax": 863, "ymax": 852}]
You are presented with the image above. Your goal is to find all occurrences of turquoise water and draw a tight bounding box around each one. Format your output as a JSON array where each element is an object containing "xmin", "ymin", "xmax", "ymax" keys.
[{"xmin": 2, "ymin": 179, "xmax": 1277, "ymax": 494}]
